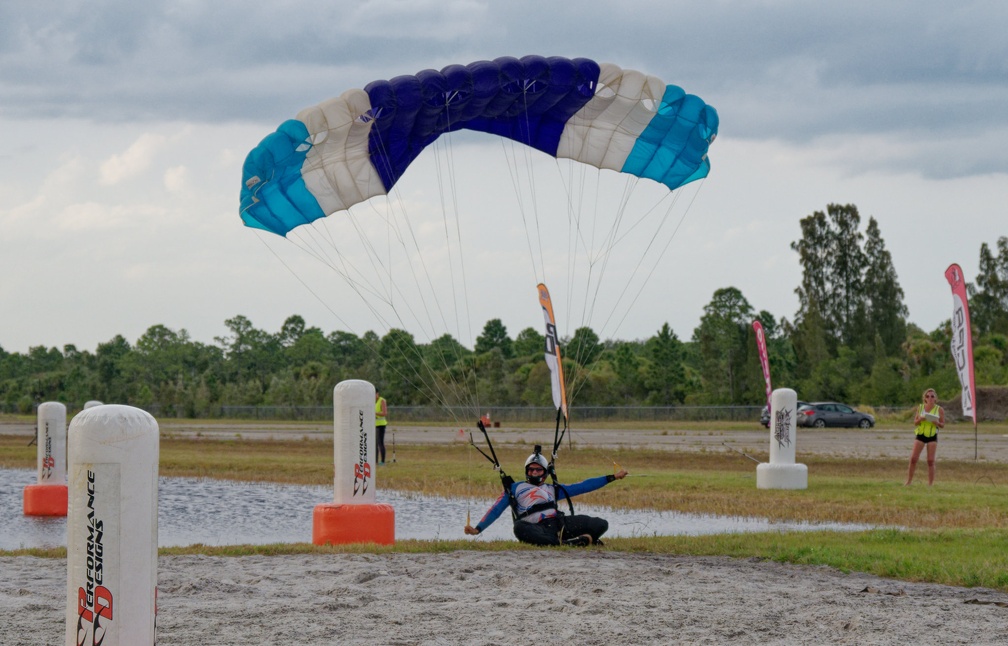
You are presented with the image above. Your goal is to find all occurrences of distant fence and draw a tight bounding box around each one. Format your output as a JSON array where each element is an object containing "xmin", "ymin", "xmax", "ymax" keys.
[
  {"xmin": 8, "ymin": 402, "xmax": 920, "ymax": 422},
  {"xmin": 148, "ymin": 403, "xmax": 917, "ymax": 423},
  {"xmin": 139, "ymin": 404, "xmax": 768, "ymax": 423}
]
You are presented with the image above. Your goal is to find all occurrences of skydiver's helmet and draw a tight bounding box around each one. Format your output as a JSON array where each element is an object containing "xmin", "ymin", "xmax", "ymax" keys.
[{"xmin": 525, "ymin": 450, "xmax": 549, "ymax": 485}]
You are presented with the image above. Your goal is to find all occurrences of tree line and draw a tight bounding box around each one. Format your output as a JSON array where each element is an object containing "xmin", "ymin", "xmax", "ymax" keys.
[{"xmin": 2, "ymin": 204, "xmax": 1006, "ymax": 417}]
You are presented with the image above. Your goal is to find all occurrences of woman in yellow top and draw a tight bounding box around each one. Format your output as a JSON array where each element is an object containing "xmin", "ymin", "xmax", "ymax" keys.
[
  {"xmin": 905, "ymin": 388, "xmax": 944, "ymax": 486},
  {"xmin": 375, "ymin": 389, "xmax": 388, "ymax": 465}
]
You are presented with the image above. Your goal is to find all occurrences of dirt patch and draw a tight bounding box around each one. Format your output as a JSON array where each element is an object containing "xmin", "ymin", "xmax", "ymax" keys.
[
  {"xmin": 975, "ymin": 386, "xmax": 1008, "ymax": 421},
  {"xmin": 5, "ymin": 552, "xmax": 1008, "ymax": 645},
  {"xmin": 938, "ymin": 385, "xmax": 1008, "ymax": 422}
]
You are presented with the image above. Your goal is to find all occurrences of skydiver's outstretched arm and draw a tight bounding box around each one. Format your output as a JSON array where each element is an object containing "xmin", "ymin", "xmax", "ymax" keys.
[
  {"xmin": 556, "ymin": 470, "xmax": 628, "ymax": 499},
  {"xmin": 465, "ymin": 489, "xmax": 511, "ymax": 535}
]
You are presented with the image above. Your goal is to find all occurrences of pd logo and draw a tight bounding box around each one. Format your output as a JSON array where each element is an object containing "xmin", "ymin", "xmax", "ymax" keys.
[{"xmin": 76, "ymin": 585, "xmax": 113, "ymax": 646}]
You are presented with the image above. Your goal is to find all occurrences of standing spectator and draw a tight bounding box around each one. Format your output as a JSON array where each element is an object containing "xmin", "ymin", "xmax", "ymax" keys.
[
  {"xmin": 375, "ymin": 388, "xmax": 388, "ymax": 465},
  {"xmin": 905, "ymin": 388, "xmax": 944, "ymax": 486}
]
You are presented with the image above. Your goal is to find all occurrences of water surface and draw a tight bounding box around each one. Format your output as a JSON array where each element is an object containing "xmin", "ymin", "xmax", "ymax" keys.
[{"xmin": 2, "ymin": 468, "xmax": 873, "ymax": 550}]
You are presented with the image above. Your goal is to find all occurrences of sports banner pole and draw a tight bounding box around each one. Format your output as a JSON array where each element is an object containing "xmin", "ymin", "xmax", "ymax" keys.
[{"xmin": 945, "ymin": 264, "xmax": 977, "ymax": 460}]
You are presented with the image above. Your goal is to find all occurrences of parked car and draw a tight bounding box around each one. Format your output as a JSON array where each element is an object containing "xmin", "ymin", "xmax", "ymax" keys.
[
  {"xmin": 760, "ymin": 401, "xmax": 809, "ymax": 428},
  {"xmin": 797, "ymin": 402, "xmax": 875, "ymax": 428}
]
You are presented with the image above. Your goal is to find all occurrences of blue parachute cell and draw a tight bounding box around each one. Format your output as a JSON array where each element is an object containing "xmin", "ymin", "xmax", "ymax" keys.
[{"xmin": 240, "ymin": 55, "xmax": 719, "ymax": 237}]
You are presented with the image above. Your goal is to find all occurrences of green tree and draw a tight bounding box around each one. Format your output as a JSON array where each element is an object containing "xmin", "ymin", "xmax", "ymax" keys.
[
  {"xmin": 277, "ymin": 315, "xmax": 306, "ymax": 348},
  {"xmin": 132, "ymin": 324, "xmax": 188, "ymax": 382},
  {"xmin": 564, "ymin": 326, "xmax": 602, "ymax": 398},
  {"xmin": 829, "ymin": 204, "xmax": 868, "ymax": 346},
  {"xmin": 425, "ymin": 333, "xmax": 470, "ymax": 370},
  {"xmin": 513, "ymin": 327, "xmax": 544, "ymax": 358},
  {"xmin": 645, "ymin": 323, "xmax": 685, "ymax": 404},
  {"xmin": 791, "ymin": 209, "xmax": 833, "ymax": 353},
  {"xmin": 328, "ymin": 330, "xmax": 369, "ymax": 377},
  {"xmin": 474, "ymin": 347, "xmax": 512, "ymax": 406},
  {"xmin": 378, "ymin": 328, "xmax": 424, "ymax": 404},
  {"xmin": 95, "ymin": 335, "xmax": 133, "ymax": 402},
  {"xmin": 566, "ymin": 326, "xmax": 602, "ymax": 367},
  {"xmin": 862, "ymin": 217, "xmax": 908, "ymax": 357},
  {"xmin": 694, "ymin": 288, "xmax": 754, "ymax": 403},
  {"xmin": 791, "ymin": 204, "xmax": 869, "ymax": 351},
  {"xmin": 215, "ymin": 315, "xmax": 280, "ymax": 383},
  {"xmin": 609, "ymin": 341, "xmax": 647, "ymax": 403},
  {"xmin": 789, "ymin": 204, "xmax": 910, "ymax": 397},
  {"xmin": 970, "ymin": 237, "xmax": 1008, "ymax": 336},
  {"xmin": 474, "ymin": 319, "xmax": 513, "ymax": 358},
  {"xmin": 286, "ymin": 326, "xmax": 330, "ymax": 369}
]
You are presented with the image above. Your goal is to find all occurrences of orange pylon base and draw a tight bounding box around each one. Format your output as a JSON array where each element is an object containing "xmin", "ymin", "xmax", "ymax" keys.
[
  {"xmin": 23, "ymin": 483, "xmax": 68, "ymax": 516},
  {"xmin": 313, "ymin": 503, "xmax": 395, "ymax": 545}
]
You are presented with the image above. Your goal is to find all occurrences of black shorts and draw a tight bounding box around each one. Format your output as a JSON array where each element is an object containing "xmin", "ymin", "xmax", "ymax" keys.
[{"xmin": 915, "ymin": 434, "xmax": 937, "ymax": 444}]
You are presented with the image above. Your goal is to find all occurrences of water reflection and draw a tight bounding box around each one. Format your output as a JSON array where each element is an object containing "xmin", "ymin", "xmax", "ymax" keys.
[{"xmin": 1, "ymin": 468, "xmax": 873, "ymax": 550}]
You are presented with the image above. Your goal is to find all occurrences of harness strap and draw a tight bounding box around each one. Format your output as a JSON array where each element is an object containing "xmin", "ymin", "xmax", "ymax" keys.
[
  {"xmin": 516, "ymin": 499, "xmax": 559, "ymax": 520},
  {"xmin": 499, "ymin": 474, "xmax": 519, "ymax": 519}
]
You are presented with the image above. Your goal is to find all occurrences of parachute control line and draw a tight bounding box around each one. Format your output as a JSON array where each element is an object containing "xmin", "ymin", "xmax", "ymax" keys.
[
  {"xmin": 313, "ymin": 380, "xmax": 395, "ymax": 545},
  {"xmin": 470, "ymin": 419, "xmax": 518, "ymax": 518}
]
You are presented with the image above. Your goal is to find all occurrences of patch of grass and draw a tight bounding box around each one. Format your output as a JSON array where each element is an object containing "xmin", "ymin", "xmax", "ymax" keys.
[
  {"xmin": 136, "ymin": 529, "xmax": 1008, "ymax": 591},
  {"xmin": 612, "ymin": 528, "xmax": 1008, "ymax": 590}
]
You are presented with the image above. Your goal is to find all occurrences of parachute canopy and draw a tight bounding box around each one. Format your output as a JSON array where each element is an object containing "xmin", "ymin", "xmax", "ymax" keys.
[{"xmin": 240, "ymin": 55, "xmax": 719, "ymax": 237}]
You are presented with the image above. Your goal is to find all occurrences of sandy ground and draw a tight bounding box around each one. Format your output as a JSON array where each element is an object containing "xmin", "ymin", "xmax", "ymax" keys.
[
  {"xmin": 4, "ymin": 551, "xmax": 1008, "ymax": 645},
  {"xmin": 5, "ymin": 419, "xmax": 1008, "ymax": 644}
]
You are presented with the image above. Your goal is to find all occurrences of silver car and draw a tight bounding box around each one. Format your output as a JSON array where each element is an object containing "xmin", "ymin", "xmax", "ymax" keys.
[{"xmin": 797, "ymin": 402, "xmax": 875, "ymax": 428}]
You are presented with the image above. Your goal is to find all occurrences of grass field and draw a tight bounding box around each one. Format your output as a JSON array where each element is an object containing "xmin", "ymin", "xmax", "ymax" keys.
[{"xmin": 3, "ymin": 422, "xmax": 1008, "ymax": 591}]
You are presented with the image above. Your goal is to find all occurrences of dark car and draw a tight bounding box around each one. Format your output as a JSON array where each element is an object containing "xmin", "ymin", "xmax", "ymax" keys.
[
  {"xmin": 797, "ymin": 402, "xmax": 875, "ymax": 428},
  {"xmin": 760, "ymin": 401, "xmax": 809, "ymax": 428}
]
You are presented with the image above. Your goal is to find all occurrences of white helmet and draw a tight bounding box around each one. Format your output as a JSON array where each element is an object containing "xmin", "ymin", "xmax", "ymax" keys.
[{"xmin": 524, "ymin": 449, "xmax": 549, "ymax": 485}]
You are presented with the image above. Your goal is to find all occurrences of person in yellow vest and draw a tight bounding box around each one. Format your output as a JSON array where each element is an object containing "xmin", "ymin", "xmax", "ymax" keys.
[
  {"xmin": 905, "ymin": 388, "xmax": 944, "ymax": 486},
  {"xmin": 375, "ymin": 388, "xmax": 388, "ymax": 465}
]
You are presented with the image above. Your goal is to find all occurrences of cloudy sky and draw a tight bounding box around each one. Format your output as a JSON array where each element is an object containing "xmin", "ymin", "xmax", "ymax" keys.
[{"xmin": 2, "ymin": 1, "xmax": 1006, "ymax": 355}]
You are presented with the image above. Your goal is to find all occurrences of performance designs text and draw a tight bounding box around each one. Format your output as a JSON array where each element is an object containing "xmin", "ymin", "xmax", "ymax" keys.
[
  {"xmin": 76, "ymin": 469, "xmax": 114, "ymax": 646},
  {"xmin": 353, "ymin": 409, "xmax": 371, "ymax": 495}
]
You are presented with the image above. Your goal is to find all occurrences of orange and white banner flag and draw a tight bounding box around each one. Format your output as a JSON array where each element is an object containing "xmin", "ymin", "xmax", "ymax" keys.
[{"xmin": 537, "ymin": 283, "xmax": 568, "ymax": 420}]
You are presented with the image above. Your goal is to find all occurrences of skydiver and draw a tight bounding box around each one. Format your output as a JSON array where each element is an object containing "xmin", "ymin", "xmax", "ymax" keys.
[{"xmin": 464, "ymin": 448, "xmax": 628, "ymax": 546}]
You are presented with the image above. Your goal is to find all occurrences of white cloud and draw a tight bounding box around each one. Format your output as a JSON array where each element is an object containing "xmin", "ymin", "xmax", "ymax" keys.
[
  {"xmin": 52, "ymin": 201, "xmax": 137, "ymax": 232},
  {"xmin": 164, "ymin": 165, "xmax": 188, "ymax": 192},
  {"xmin": 99, "ymin": 133, "xmax": 168, "ymax": 185}
]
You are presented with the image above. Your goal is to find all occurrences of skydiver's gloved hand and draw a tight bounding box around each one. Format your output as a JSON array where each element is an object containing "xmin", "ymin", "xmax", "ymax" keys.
[
  {"xmin": 605, "ymin": 469, "xmax": 629, "ymax": 482},
  {"xmin": 464, "ymin": 524, "xmax": 480, "ymax": 536}
]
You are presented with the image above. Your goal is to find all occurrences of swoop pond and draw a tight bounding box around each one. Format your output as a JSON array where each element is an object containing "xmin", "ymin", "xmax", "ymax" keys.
[{"xmin": 1, "ymin": 468, "xmax": 875, "ymax": 550}]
